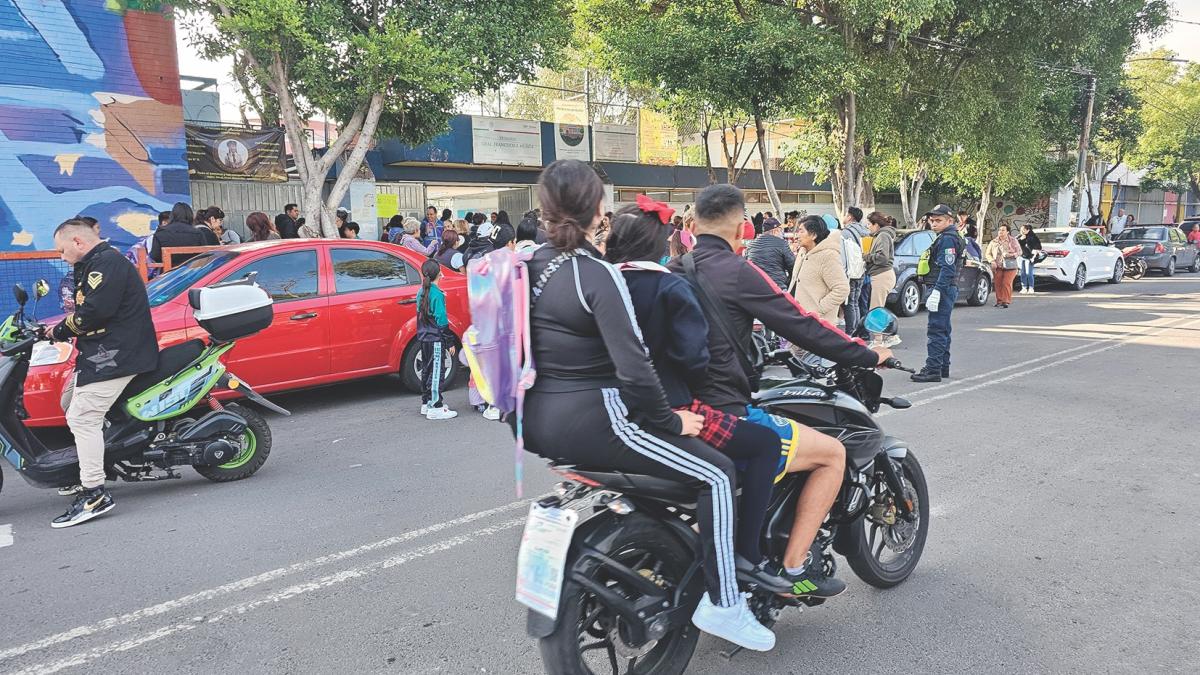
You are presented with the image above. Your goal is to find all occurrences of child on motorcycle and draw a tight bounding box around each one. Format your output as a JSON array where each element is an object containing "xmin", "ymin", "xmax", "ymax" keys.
[{"xmin": 603, "ymin": 197, "xmax": 792, "ymax": 595}]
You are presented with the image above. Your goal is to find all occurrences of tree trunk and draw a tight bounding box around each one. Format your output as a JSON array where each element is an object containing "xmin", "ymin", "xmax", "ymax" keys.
[
  {"xmin": 898, "ymin": 165, "xmax": 927, "ymax": 228},
  {"xmin": 976, "ymin": 176, "xmax": 994, "ymax": 238},
  {"xmin": 265, "ymin": 50, "xmax": 376, "ymax": 238},
  {"xmin": 842, "ymin": 91, "xmax": 856, "ymax": 211},
  {"xmin": 701, "ymin": 114, "xmax": 716, "ymax": 184},
  {"xmin": 754, "ymin": 113, "xmax": 782, "ymax": 216}
]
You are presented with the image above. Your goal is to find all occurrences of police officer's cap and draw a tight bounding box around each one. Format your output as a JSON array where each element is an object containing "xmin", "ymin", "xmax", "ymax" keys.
[{"xmin": 923, "ymin": 204, "xmax": 955, "ymax": 218}]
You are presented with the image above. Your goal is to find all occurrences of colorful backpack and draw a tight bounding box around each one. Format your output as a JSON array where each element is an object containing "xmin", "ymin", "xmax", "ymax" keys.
[{"xmin": 463, "ymin": 248, "xmax": 577, "ymax": 497}]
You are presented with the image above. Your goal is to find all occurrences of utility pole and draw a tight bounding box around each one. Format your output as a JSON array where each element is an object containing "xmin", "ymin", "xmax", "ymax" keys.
[
  {"xmin": 584, "ymin": 68, "xmax": 593, "ymax": 162},
  {"xmin": 1073, "ymin": 74, "xmax": 1097, "ymax": 223}
]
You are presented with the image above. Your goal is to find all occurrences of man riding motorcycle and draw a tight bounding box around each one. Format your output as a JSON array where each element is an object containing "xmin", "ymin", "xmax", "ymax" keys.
[
  {"xmin": 50, "ymin": 218, "xmax": 158, "ymax": 528},
  {"xmin": 671, "ymin": 184, "xmax": 892, "ymax": 596}
]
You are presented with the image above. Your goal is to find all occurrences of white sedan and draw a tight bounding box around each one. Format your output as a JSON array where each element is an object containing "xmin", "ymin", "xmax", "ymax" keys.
[{"xmin": 1033, "ymin": 228, "xmax": 1124, "ymax": 290}]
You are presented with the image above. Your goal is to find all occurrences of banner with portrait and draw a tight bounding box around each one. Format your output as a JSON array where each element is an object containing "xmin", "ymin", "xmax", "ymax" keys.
[
  {"xmin": 553, "ymin": 100, "xmax": 590, "ymax": 162},
  {"xmin": 186, "ymin": 125, "xmax": 287, "ymax": 182}
]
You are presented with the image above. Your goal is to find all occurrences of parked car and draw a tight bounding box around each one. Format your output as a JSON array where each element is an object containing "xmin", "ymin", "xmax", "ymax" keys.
[
  {"xmin": 886, "ymin": 229, "xmax": 993, "ymax": 317},
  {"xmin": 1033, "ymin": 228, "xmax": 1124, "ymax": 290},
  {"xmin": 23, "ymin": 239, "xmax": 468, "ymax": 427},
  {"xmin": 1112, "ymin": 225, "xmax": 1200, "ymax": 275}
]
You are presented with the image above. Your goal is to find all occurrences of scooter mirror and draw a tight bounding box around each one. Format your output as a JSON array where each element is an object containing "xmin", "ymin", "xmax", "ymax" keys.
[
  {"xmin": 13, "ymin": 284, "xmax": 27, "ymax": 307},
  {"xmin": 33, "ymin": 279, "xmax": 49, "ymax": 300}
]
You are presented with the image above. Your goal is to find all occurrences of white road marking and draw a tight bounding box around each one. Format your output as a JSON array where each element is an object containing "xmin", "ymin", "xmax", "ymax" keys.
[
  {"xmin": 11, "ymin": 518, "xmax": 526, "ymax": 675},
  {"xmin": 881, "ymin": 313, "xmax": 1200, "ymax": 417},
  {"xmin": 0, "ymin": 500, "xmax": 526, "ymax": 663},
  {"xmin": 0, "ymin": 523, "xmax": 12, "ymax": 548}
]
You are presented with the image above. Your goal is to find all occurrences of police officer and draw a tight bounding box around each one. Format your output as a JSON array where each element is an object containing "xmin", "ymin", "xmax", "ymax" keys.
[
  {"xmin": 50, "ymin": 219, "xmax": 158, "ymax": 528},
  {"xmin": 912, "ymin": 204, "xmax": 965, "ymax": 383}
]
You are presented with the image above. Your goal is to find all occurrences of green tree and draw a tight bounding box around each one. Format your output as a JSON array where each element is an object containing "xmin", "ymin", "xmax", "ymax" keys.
[
  {"xmin": 1090, "ymin": 82, "xmax": 1144, "ymax": 220},
  {"xmin": 183, "ymin": 0, "xmax": 569, "ymax": 236},
  {"xmin": 1127, "ymin": 52, "xmax": 1200, "ymax": 203}
]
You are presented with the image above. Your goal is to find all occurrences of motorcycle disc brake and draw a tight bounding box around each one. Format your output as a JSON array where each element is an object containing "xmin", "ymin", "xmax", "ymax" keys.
[{"xmin": 608, "ymin": 621, "xmax": 658, "ymax": 659}]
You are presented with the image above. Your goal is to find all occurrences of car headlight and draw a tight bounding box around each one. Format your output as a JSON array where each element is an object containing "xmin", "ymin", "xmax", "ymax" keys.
[{"xmin": 30, "ymin": 341, "xmax": 73, "ymax": 367}]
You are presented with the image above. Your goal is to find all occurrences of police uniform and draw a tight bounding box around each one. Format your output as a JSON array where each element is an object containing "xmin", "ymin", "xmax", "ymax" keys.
[
  {"xmin": 53, "ymin": 241, "xmax": 157, "ymax": 492},
  {"xmin": 920, "ymin": 228, "xmax": 965, "ymax": 379}
]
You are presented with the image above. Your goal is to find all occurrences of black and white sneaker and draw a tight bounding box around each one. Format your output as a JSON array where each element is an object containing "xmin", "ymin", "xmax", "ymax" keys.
[
  {"xmin": 51, "ymin": 487, "xmax": 115, "ymax": 529},
  {"xmin": 57, "ymin": 484, "xmax": 83, "ymax": 497}
]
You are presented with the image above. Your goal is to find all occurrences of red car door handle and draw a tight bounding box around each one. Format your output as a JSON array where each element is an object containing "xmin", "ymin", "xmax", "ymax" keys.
[
  {"xmin": 290, "ymin": 312, "xmax": 318, "ymax": 321},
  {"xmin": 397, "ymin": 299, "xmax": 417, "ymax": 305}
]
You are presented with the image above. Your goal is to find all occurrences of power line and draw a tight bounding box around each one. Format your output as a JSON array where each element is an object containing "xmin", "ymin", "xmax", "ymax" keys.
[{"xmin": 1167, "ymin": 18, "xmax": 1200, "ymax": 26}]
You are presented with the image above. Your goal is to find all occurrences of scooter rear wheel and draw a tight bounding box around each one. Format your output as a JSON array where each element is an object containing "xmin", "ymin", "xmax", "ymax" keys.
[{"xmin": 194, "ymin": 403, "xmax": 272, "ymax": 482}]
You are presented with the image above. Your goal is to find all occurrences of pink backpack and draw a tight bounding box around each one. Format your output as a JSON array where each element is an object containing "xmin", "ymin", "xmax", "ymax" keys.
[{"xmin": 463, "ymin": 248, "xmax": 577, "ymax": 496}]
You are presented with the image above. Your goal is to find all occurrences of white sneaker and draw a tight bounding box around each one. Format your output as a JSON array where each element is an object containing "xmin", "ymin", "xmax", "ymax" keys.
[
  {"xmin": 426, "ymin": 406, "xmax": 458, "ymax": 420},
  {"xmin": 691, "ymin": 593, "xmax": 775, "ymax": 652},
  {"xmin": 420, "ymin": 403, "xmax": 429, "ymax": 415},
  {"xmin": 482, "ymin": 406, "xmax": 501, "ymax": 421}
]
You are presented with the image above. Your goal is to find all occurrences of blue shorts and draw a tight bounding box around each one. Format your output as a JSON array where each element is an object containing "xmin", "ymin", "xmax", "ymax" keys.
[{"xmin": 741, "ymin": 406, "xmax": 801, "ymax": 483}]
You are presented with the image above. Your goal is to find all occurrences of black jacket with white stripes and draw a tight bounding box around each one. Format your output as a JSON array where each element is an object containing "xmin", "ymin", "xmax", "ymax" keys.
[{"xmin": 526, "ymin": 243, "xmax": 683, "ymax": 436}]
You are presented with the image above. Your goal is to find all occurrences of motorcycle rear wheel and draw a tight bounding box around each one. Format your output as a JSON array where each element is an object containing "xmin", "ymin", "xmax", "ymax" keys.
[
  {"xmin": 843, "ymin": 452, "xmax": 930, "ymax": 588},
  {"xmin": 539, "ymin": 515, "xmax": 699, "ymax": 675},
  {"xmin": 193, "ymin": 403, "xmax": 272, "ymax": 482}
]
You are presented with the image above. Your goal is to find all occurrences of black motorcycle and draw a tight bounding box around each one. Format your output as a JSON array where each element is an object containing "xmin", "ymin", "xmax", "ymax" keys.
[{"xmin": 521, "ymin": 314, "xmax": 929, "ymax": 674}]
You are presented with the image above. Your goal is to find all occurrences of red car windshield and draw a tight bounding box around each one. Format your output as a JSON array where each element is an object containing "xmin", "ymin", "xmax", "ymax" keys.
[{"xmin": 146, "ymin": 251, "xmax": 239, "ymax": 307}]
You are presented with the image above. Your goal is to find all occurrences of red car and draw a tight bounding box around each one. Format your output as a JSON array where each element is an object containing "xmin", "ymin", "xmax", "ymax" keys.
[{"xmin": 24, "ymin": 239, "xmax": 468, "ymax": 427}]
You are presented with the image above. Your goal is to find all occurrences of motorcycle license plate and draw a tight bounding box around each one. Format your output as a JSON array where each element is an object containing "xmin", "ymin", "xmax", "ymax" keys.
[{"xmin": 515, "ymin": 502, "xmax": 578, "ymax": 618}]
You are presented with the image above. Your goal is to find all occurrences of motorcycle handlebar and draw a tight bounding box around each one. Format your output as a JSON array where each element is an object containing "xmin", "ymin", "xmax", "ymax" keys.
[{"xmin": 881, "ymin": 357, "xmax": 916, "ymax": 374}]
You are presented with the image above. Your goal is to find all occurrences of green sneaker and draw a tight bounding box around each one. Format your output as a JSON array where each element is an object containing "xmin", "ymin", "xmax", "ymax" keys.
[{"xmin": 775, "ymin": 562, "xmax": 847, "ymax": 598}]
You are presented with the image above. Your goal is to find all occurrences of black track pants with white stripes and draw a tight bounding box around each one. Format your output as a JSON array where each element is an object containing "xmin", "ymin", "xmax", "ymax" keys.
[{"xmin": 522, "ymin": 387, "xmax": 741, "ymax": 607}]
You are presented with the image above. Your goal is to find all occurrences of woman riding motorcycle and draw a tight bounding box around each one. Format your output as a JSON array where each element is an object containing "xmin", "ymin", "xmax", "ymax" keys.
[{"xmin": 519, "ymin": 160, "xmax": 776, "ymax": 652}]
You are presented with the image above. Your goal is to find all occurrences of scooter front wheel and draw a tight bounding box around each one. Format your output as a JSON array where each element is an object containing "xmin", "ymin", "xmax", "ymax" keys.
[{"xmin": 194, "ymin": 403, "xmax": 272, "ymax": 482}]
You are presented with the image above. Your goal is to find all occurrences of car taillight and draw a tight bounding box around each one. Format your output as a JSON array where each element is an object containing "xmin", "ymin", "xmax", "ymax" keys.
[
  {"xmin": 1155, "ymin": 243, "xmax": 1165, "ymax": 254},
  {"xmin": 1044, "ymin": 250, "xmax": 1069, "ymax": 258}
]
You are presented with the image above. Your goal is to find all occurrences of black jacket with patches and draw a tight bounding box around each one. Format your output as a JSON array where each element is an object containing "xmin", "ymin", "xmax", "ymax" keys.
[{"xmin": 53, "ymin": 242, "xmax": 158, "ymax": 386}]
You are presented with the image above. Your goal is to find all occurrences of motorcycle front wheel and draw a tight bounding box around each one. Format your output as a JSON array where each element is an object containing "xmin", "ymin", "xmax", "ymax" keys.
[
  {"xmin": 539, "ymin": 515, "xmax": 699, "ymax": 675},
  {"xmin": 843, "ymin": 452, "xmax": 930, "ymax": 588}
]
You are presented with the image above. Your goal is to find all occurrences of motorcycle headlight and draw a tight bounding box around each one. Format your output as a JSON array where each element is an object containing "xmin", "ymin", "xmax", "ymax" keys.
[{"xmin": 30, "ymin": 341, "xmax": 73, "ymax": 367}]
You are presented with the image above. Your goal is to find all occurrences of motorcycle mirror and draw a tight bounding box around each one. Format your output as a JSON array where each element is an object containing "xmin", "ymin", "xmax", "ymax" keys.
[
  {"xmin": 33, "ymin": 279, "xmax": 49, "ymax": 300},
  {"xmin": 885, "ymin": 396, "xmax": 912, "ymax": 410},
  {"xmin": 864, "ymin": 307, "xmax": 898, "ymax": 336},
  {"xmin": 12, "ymin": 284, "xmax": 27, "ymax": 307}
]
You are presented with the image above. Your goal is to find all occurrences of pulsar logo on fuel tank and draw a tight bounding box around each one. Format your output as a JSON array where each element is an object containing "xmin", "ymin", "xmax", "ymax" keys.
[{"xmin": 779, "ymin": 387, "xmax": 828, "ymax": 399}]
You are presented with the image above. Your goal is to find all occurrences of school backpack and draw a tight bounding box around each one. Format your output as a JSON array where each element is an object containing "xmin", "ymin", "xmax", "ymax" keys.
[
  {"xmin": 462, "ymin": 247, "xmax": 576, "ymax": 496},
  {"xmin": 840, "ymin": 225, "xmax": 866, "ymax": 280}
]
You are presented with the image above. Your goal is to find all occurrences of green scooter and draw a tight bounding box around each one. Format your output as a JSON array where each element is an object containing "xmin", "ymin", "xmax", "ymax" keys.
[{"xmin": 0, "ymin": 275, "xmax": 288, "ymax": 500}]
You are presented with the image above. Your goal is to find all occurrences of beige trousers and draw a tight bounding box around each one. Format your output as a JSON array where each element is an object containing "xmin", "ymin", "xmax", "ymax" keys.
[
  {"xmin": 62, "ymin": 374, "xmax": 135, "ymax": 489},
  {"xmin": 869, "ymin": 269, "xmax": 896, "ymax": 310}
]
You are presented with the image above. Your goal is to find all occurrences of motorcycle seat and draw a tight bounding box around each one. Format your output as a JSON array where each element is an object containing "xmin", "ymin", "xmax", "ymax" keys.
[
  {"xmin": 555, "ymin": 464, "xmax": 697, "ymax": 505},
  {"xmin": 121, "ymin": 339, "xmax": 206, "ymax": 400}
]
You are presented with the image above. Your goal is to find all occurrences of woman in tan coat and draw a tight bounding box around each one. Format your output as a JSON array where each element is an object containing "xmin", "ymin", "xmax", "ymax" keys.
[{"xmin": 788, "ymin": 215, "xmax": 850, "ymax": 326}]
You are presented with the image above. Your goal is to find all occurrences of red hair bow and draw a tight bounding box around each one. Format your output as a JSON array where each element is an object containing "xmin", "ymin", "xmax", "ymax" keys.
[{"xmin": 636, "ymin": 194, "xmax": 675, "ymax": 225}]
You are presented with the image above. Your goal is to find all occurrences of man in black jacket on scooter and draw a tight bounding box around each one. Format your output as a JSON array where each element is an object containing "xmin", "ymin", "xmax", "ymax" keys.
[
  {"xmin": 671, "ymin": 184, "xmax": 891, "ymax": 597},
  {"xmin": 50, "ymin": 219, "xmax": 158, "ymax": 528}
]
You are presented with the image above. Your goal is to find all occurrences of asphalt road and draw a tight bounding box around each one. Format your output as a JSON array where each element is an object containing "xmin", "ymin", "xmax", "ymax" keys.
[{"xmin": 1, "ymin": 273, "xmax": 1198, "ymax": 675}]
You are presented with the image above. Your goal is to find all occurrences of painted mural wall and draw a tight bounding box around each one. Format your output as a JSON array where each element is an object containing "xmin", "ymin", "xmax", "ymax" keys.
[{"xmin": 0, "ymin": 0, "xmax": 188, "ymax": 252}]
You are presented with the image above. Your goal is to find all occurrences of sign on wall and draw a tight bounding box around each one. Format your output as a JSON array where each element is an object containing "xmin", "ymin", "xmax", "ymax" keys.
[
  {"xmin": 553, "ymin": 100, "xmax": 590, "ymax": 162},
  {"xmin": 186, "ymin": 125, "xmax": 287, "ymax": 182},
  {"xmin": 594, "ymin": 123, "xmax": 637, "ymax": 163},
  {"xmin": 471, "ymin": 116, "xmax": 542, "ymax": 166},
  {"xmin": 638, "ymin": 109, "xmax": 677, "ymax": 166}
]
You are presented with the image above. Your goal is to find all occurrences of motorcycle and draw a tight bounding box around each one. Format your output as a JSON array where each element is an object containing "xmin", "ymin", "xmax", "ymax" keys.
[
  {"xmin": 0, "ymin": 275, "xmax": 289, "ymax": 502},
  {"xmin": 519, "ymin": 309, "xmax": 930, "ymax": 674},
  {"xmin": 1120, "ymin": 245, "xmax": 1148, "ymax": 280}
]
